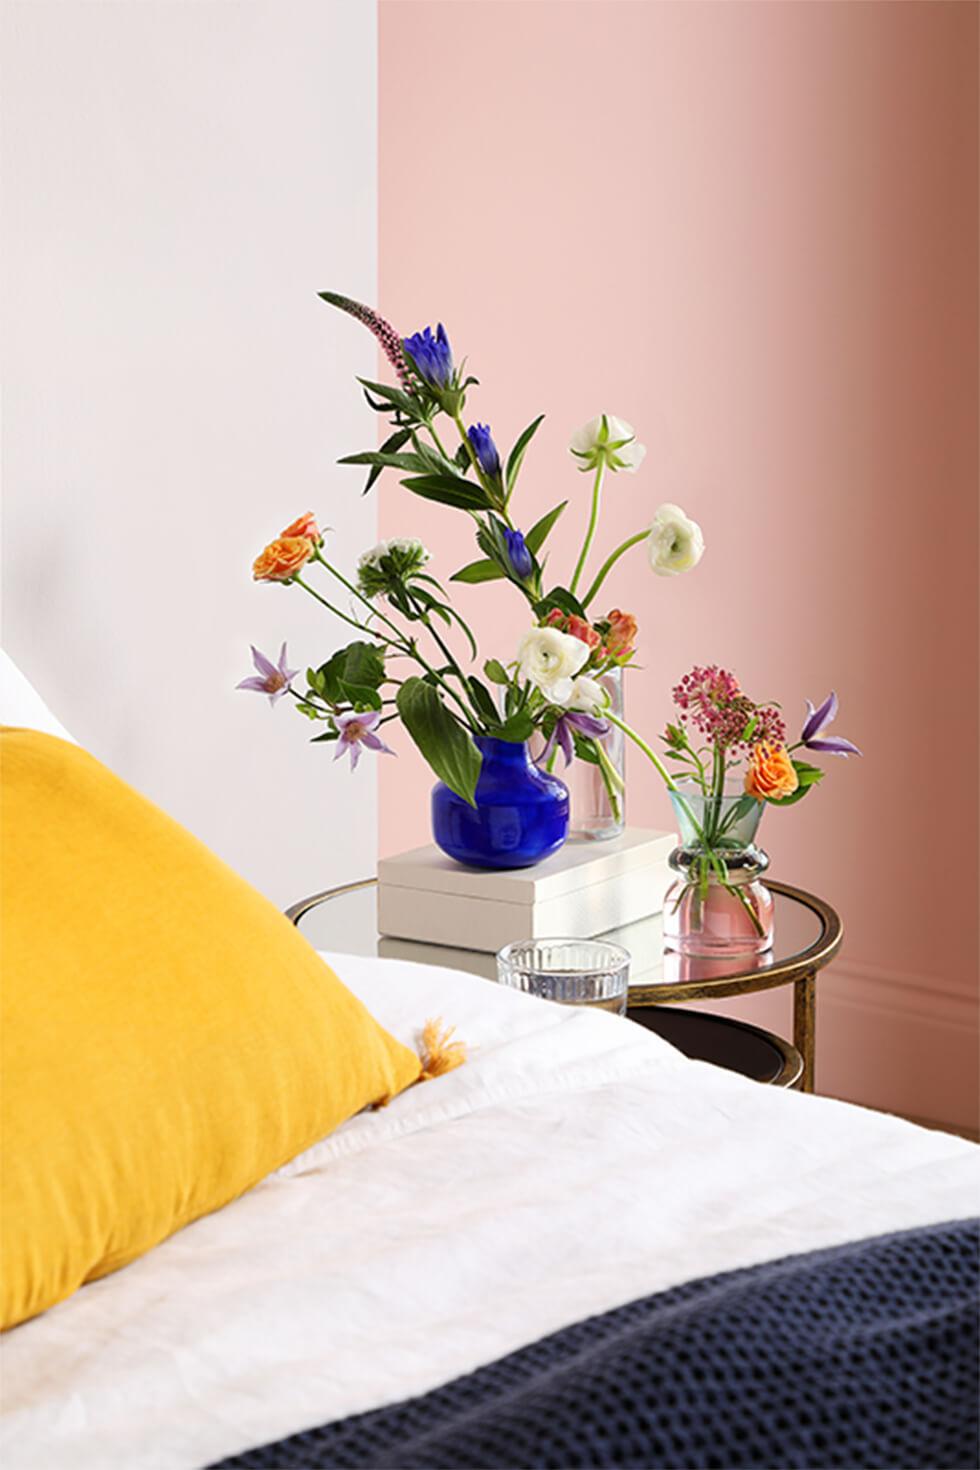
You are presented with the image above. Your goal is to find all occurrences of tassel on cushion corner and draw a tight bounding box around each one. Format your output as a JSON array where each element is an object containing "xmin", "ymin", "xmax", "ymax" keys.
[{"xmin": 0, "ymin": 728, "xmax": 421, "ymax": 1330}]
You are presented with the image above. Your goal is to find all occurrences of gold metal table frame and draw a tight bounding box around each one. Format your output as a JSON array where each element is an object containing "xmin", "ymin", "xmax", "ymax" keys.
[{"xmin": 287, "ymin": 879, "xmax": 842, "ymax": 1094}]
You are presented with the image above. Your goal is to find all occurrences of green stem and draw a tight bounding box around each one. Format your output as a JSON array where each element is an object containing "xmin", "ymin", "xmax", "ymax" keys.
[
  {"xmin": 312, "ymin": 548, "xmax": 406, "ymax": 642},
  {"xmin": 425, "ymin": 420, "xmax": 452, "ymax": 462},
  {"xmin": 580, "ymin": 528, "xmax": 648, "ymax": 610},
  {"xmin": 414, "ymin": 610, "xmax": 484, "ymax": 729},
  {"xmin": 606, "ymin": 711, "xmax": 678, "ymax": 791},
  {"xmin": 609, "ymin": 711, "xmax": 721, "ymax": 865},
  {"xmin": 302, "ymin": 561, "xmax": 477, "ymax": 732},
  {"xmin": 286, "ymin": 686, "xmax": 331, "ymax": 716},
  {"xmin": 570, "ymin": 462, "xmax": 605, "ymax": 596},
  {"xmin": 727, "ymin": 878, "xmax": 766, "ymax": 937},
  {"xmin": 594, "ymin": 739, "xmax": 624, "ymax": 823},
  {"xmin": 292, "ymin": 575, "xmax": 397, "ymax": 645},
  {"xmin": 409, "ymin": 642, "xmax": 481, "ymax": 731}
]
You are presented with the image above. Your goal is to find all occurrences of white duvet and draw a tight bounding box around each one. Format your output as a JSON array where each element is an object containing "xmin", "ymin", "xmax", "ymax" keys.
[{"xmin": 2, "ymin": 953, "xmax": 978, "ymax": 1470}]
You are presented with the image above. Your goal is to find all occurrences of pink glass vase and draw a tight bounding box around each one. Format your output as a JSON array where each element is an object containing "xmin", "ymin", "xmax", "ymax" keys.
[{"xmin": 662, "ymin": 786, "xmax": 774, "ymax": 958}]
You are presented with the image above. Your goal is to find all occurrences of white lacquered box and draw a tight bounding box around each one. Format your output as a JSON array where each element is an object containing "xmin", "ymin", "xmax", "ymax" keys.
[{"xmin": 377, "ymin": 828, "xmax": 676, "ymax": 954}]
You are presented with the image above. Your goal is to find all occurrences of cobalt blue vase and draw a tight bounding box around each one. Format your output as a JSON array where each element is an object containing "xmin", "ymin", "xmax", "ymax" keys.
[{"xmin": 431, "ymin": 737, "xmax": 569, "ymax": 870}]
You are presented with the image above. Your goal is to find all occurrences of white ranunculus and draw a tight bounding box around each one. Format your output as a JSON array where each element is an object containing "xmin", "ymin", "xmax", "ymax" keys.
[
  {"xmin": 516, "ymin": 626, "xmax": 589, "ymax": 705},
  {"xmin": 647, "ymin": 503, "xmax": 705, "ymax": 577},
  {"xmin": 564, "ymin": 675, "xmax": 609, "ymax": 714},
  {"xmin": 568, "ymin": 414, "xmax": 647, "ymax": 474}
]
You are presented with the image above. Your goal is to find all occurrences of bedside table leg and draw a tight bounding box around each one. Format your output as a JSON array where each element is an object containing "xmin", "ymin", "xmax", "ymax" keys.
[{"xmin": 794, "ymin": 973, "xmax": 816, "ymax": 1092}]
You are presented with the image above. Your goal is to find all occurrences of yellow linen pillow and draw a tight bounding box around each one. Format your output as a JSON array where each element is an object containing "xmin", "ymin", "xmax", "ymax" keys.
[{"xmin": 0, "ymin": 728, "xmax": 421, "ymax": 1330}]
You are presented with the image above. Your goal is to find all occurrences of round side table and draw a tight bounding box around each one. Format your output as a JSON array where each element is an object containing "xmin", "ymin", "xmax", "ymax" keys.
[{"xmin": 286, "ymin": 879, "xmax": 841, "ymax": 1092}]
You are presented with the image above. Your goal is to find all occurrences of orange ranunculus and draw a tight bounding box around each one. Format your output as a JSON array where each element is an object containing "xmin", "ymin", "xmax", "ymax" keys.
[
  {"xmin": 605, "ymin": 608, "xmax": 638, "ymax": 659},
  {"xmin": 544, "ymin": 608, "xmax": 601, "ymax": 650},
  {"xmin": 565, "ymin": 615, "xmax": 601, "ymax": 649},
  {"xmin": 745, "ymin": 742, "xmax": 799, "ymax": 801},
  {"xmin": 252, "ymin": 537, "xmax": 314, "ymax": 583},
  {"xmin": 280, "ymin": 511, "xmax": 322, "ymax": 544}
]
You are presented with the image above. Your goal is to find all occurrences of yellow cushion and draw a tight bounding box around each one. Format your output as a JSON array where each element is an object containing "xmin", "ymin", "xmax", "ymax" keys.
[{"xmin": 0, "ymin": 729, "xmax": 420, "ymax": 1330}]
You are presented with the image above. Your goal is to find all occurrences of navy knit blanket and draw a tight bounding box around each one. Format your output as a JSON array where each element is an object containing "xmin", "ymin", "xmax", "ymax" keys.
[{"xmin": 213, "ymin": 1217, "xmax": 979, "ymax": 1470}]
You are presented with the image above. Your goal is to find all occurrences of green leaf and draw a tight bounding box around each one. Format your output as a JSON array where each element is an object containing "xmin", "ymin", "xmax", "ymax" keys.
[
  {"xmin": 338, "ymin": 449, "xmax": 428, "ymax": 473},
  {"xmin": 446, "ymin": 606, "xmax": 479, "ymax": 661},
  {"xmin": 505, "ymin": 414, "xmax": 545, "ymax": 494},
  {"xmin": 571, "ymin": 733, "xmax": 601, "ymax": 766},
  {"xmin": 412, "ymin": 441, "xmax": 461, "ymax": 477},
  {"xmin": 400, "ymin": 474, "xmax": 491, "ymax": 512},
  {"xmin": 494, "ymin": 711, "xmax": 536, "ymax": 743},
  {"xmin": 361, "ymin": 428, "xmax": 412, "ymax": 494},
  {"xmin": 310, "ymin": 730, "xmax": 340, "ymax": 743},
  {"xmin": 766, "ymin": 761, "xmax": 825, "ymax": 807},
  {"xmin": 727, "ymin": 793, "xmax": 763, "ymax": 825},
  {"xmin": 741, "ymin": 713, "xmax": 759, "ymax": 744},
  {"xmin": 356, "ymin": 377, "xmax": 421, "ymax": 420},
  {"xmin": 533, "ymin": 586, "xmax": 587, "ymax": 622},
  {"xmin": 342, "ymin": 640, "xmax": 386, "ymax": 690},
  {"xmin": 450, "ymin": 557, "xmax": 505, "ymax": 585},
  {"xmin": 524, "ymin": 500, "xmax": 567, "ymax": 555},
  {"xmin": 483, "ymin": 658, "xmax": 510, "ymax": 685},
  {"xmin": 343, "ymin": 684, "xmax": 382, "ymax": 711},
  {"xmin": 396, "ymin": 677, "xmax": 482, "ymax": 806},
  {"xmin": 467, "ymin": 676, "xmax": 500, "ymax": 728},
  {"xmin": 316, "ymin": 642, "xmax": 385, "ymax": 709}
]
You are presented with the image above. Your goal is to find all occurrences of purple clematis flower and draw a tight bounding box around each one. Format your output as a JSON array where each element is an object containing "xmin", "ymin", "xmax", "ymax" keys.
[
  {"xmin": 800, "ymin": 692, "xmax": 861, "ymax": 756},
  {"xmin": 237, "ymin": 643, "xmax": 298, "ymax": 705},
  {"xmin": 540, "ymin": 711, "xmax": 610, "ymax": 768},
  {"xmin": 333, "ymin": 709, "xmax": 395, "ymax": 770}
]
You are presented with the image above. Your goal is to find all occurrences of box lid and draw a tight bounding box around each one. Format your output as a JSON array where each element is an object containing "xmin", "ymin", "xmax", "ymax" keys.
[{"xmin": 377, "ymin": 828, "xmax": 675, "ymax": 906}]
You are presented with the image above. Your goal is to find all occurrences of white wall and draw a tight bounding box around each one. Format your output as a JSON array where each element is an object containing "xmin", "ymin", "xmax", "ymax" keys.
[{"xmin": 1, "ymin": 0, "xmax": 379, "ymax": 905}]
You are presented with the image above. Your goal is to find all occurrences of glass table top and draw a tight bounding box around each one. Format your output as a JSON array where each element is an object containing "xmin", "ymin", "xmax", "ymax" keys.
[{"xmin": 290, "ymin": 879, "xmax": 838, "ymax": 999}]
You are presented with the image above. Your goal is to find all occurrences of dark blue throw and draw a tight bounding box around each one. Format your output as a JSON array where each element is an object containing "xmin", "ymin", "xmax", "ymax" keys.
[{"xmin": 213, "ymin": 1218, "xmax": 979, "ymax": 1470}]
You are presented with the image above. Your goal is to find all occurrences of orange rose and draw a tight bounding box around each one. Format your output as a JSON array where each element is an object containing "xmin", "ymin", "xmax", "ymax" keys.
[
  {"xmin": 280, "ymin": 511, "xmax": 321, "ymax": 544},
  {"xmin": 605, "ymin": 608, "xmax": 638, "ymax": 659},
  {"xmin": 745, "ymin": 742, "xmax": 799, "ymax": 801},
  {"xmin": 252, "ymin": 537, "xmax": 313, "ymax": 583}
]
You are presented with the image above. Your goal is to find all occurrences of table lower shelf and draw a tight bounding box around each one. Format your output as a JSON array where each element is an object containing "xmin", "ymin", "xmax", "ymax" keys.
[{"xmin": 627, "ymin": 1006, "xmax": 804, "ymax": 1088}]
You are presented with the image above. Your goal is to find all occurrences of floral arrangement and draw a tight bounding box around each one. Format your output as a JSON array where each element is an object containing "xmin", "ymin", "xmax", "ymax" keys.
[
  {"xmin": 660, "ymin": 669, "xmax": 860, "ymax": 932},
  {"xmin": 238, "ymin": 294, "xmax": 705, "ymax": 814}
]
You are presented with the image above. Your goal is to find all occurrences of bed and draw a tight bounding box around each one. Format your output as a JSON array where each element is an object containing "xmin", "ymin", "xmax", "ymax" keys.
[{"xmin": 2, "ymin": 949, "xmax": 977, "ymax": 1470}]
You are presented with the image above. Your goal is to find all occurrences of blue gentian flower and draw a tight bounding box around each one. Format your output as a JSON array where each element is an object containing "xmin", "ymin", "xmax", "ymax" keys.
[
  {"xmin": 467, "ymin": 423, "xmax": 501, "ymax": 482},
  {"xmin": 503, "ymin": 528, "xmax": 534, "ymax": 580},
  {"xmin": 402, "ymin": 323, "xmax": 454, "ymax": 390}
]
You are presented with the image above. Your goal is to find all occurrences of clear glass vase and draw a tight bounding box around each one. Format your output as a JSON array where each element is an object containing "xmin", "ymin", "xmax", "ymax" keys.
[
  {"xmin": 662, "ymin": 784, "xmax": 774, "ymax": 957},
  {"xmin": 531, "ymin": 669, "xmax": 625, "ymax": 842}
]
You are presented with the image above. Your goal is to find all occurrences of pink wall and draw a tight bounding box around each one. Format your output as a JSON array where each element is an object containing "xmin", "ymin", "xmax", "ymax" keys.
[{"xmin": 377, "ymin": 1, "xmax": 979, "ymax": 1128}]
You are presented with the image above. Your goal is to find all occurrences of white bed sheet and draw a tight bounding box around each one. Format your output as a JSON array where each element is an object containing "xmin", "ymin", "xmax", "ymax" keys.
[{"xmin": 2, "ymin": 952, "xmax": 978, "ymax": 1470}]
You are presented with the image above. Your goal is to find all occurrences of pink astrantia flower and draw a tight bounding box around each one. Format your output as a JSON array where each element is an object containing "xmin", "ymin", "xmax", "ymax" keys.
[
  {"xmin": 333, "ymin": 709, "xmax": 395, "ymax": 770},
  {"xmin": 237, "ymin": 644, "xmax": 298, "ymax": 705},
  {"xmin": 672, "ymin": 665, "xmax": 786, "ymax": 751}
]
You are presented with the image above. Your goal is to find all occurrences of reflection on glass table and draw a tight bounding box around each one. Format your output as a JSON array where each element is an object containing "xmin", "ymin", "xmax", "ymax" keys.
[{"xmin": 287, "ymin": 880, "xmax": 841, "ymax": 1094}]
